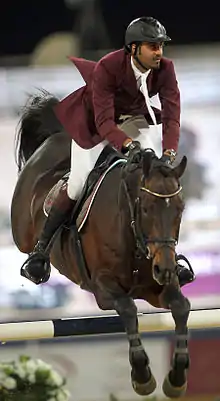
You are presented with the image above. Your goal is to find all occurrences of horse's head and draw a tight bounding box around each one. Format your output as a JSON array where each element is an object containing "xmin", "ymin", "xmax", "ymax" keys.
[{"xmin": 125, "ymin": 149, "xmax": 187, "ymax": 286}]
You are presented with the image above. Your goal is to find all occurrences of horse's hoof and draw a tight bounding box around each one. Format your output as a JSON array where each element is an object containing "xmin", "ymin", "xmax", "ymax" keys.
[
  {"xmin": 132, "ymin": 372, "xmax": 157, "ymax": 396},
  {"xmin": 162, "ymin": 373, "xmax": 187, "ymax": 398}
]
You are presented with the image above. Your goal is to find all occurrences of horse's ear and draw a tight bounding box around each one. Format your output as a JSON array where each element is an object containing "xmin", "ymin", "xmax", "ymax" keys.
[
  {"xmin": 143, "ymin": 150, "xmax": 155, "ymax": 177},
  {"xmin": 173, "ymin": 156, "xmax": 187, "ymax": 178}
]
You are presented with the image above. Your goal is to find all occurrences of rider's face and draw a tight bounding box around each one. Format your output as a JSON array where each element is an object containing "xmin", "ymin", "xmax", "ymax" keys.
[{"xmin": 132, "ymin": 42, "xmax": 164, "ymax": 71}]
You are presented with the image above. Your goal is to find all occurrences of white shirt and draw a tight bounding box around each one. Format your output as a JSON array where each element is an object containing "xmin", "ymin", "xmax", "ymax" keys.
[
  {"xmin": 130, "ymin": 56, "xmax": 158, "ymax": 127},
  {"xmin": 131, "ymin": 56, "xmax": 151, "ymax": 89}
]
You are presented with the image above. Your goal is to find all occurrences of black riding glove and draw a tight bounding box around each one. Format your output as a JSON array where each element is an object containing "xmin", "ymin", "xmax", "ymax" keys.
[
  {"xmin": 122, "ymin": 140, "xmax": 142, "ymax": 164},
  {"xmin": 122, "ymin": 140, "xmax": 141, "ymax": 156},
  {"xmin": 155, "ymin": 149, "xmax": 177, "ymax": 168},
  {"xmin": 162, "ymin": 149, "xmax": 177, "ymax": 164}
]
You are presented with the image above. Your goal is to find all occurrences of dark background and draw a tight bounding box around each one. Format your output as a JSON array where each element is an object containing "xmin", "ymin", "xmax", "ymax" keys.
[{"xmin": 1, "ymin": 0, "xmax": 219, "ymax": 57}]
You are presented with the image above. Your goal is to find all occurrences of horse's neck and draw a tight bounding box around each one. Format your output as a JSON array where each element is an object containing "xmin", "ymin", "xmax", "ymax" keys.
[{"xmin": 123, "ymin": 167, "xmax": 142, "ymax": 201}]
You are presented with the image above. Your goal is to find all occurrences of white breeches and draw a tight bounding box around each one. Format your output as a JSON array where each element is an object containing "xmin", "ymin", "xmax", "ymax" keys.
[{"xmin": 67, "ymin": 115, "xmax": 162, "ymax": 200}]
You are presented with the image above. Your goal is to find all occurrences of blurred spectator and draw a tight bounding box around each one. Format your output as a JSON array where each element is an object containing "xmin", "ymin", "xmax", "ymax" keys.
[
  {"xmin": 177, "ymin": 125, "xmax": 209, "ymax": 201},
  {"xmin": 65, "ymin": 0, "xmax": 112, "ymax": 59}
]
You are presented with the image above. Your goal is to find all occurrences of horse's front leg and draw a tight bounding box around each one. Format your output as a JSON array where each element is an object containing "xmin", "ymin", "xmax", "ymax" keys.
[
  {"xmin": 94, "ymin": 275, "xmax": 156, "ymax": 396},
  {"xmin": 114, "ymin": 295, "xmax": 156, "ymax": 396},
  {"xmin": 160, "ymin": 285, "xmax": 190, "ymax": 398}
]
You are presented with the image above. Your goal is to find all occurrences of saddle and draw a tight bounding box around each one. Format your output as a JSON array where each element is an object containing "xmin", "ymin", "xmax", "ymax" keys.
[{"xmin": 43, "ymin": 145, "xmax": 126, "ymax": 225}]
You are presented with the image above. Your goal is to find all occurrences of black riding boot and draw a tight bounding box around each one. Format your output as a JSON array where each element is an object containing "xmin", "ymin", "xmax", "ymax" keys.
[
  {"xmin": 21, "ymin": 183, "xmax": 76, "ymax": 285},
  {"xmin": 176, "ymin": 254, "xmax": 195, "ymax": 287},
  {"xmin": 173, "ymin": 226, "xmax": 195, "ymax": 287}
]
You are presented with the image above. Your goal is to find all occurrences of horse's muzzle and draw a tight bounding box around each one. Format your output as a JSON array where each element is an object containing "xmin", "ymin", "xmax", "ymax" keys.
[{"xmin": 152, "ymin": 264, "xmax": 176, "ymax": 285}]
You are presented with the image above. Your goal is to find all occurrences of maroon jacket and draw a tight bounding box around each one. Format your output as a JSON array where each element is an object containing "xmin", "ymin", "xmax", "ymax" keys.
[{"xmin": 55, "ymin": 49, "xmax": 180, "ymax": 151}]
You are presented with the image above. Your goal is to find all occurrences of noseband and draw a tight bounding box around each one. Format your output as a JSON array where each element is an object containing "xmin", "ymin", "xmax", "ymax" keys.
[{"xmin": 123, "ymin": 179, "xmax": 183, "ymax": 259}]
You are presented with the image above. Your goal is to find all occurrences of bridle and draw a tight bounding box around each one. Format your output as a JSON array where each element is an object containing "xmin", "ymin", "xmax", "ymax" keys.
[
  {"xmin": 141, "ymin": 185, "xmax": 182, "ymax": 198},
  {"xmin": 122, "ymin": 178, "xmax": 183, "ymax": 260}
]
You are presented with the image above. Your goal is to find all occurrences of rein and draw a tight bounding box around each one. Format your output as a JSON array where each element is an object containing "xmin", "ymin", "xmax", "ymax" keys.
[{"xmin": 122, "ymin": 177, "xmax": 182, "ymax": 260}]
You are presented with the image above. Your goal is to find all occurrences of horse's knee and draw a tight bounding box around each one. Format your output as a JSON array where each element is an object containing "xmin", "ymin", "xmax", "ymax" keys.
[
  {"xmin": 175, "ymin": 296, "xmax": 190, "ymax": 317},
  {"xmin": 114, "ymin": 296, "xmax": 137, "ymax": 316},
  {"xmin": 183, "ymin": 297, "xmax": 191, "ymax": 312}
]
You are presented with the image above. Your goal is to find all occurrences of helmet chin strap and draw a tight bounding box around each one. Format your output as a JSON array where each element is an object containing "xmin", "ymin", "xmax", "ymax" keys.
[
  {"xmin": 133, "ymin": 44, "xmax": 149, "ymax": 72},
  {"xmin": 134, "ymin": 54, "xmax": 149, "ymax": 71}
]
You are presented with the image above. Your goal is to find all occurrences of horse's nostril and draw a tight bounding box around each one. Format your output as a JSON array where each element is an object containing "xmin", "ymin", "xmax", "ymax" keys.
[{"xmin": 154, "ymin": 265, "xmax": 160, "ymax": 277}]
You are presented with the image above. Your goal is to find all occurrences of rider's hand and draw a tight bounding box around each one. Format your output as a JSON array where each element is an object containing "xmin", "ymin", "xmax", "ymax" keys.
[
  {"xmin": 122, "ymin": 139, "xmax": 141, "ymax": 156},
  {"xmin": 160, "ymin": 149, "xmax": 177, "ymax": 165}
]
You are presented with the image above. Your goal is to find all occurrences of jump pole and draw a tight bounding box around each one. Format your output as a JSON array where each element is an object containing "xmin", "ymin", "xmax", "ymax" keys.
[{"xmin": 0, "ymin": 308, "xmax": 220, "ymax": 342}]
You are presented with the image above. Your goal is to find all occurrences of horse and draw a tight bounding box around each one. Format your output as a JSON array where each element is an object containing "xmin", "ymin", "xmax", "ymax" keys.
[{"xmin": 11, "ymin": 91, "xmax": 191, "ymax": 398}]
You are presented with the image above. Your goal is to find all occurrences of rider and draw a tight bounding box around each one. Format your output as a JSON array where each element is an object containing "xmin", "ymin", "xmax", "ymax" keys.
[{"xmin": 21, "ymin": 16, "xmax": 195, "ymax": 286}]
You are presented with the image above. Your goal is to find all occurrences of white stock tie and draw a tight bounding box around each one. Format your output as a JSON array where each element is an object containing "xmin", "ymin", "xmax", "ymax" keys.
[
  {"xmin": 131, "ymin": 57, "xmax": 157, "ymax": 127},
  {"xmin": 140, "ymin": 73, "xmax": 158, "ymax": 128}
]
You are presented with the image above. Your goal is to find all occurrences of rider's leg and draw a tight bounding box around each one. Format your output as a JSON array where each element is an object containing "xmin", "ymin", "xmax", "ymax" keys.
[
  {"xmin": 21, "ymin": 139, "xmax": 107, "ymax": 284},
  {"xmin": 34, "ymin": 181, "xmax": 75, "ymax": 255},
  {"xmin": 20, "ymin": 180, "xmax": 76, "ymax": 284},
  {"xmin": 119, "ymin": 115, "xmax": 195, "ymax": 287}
]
